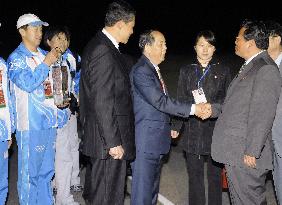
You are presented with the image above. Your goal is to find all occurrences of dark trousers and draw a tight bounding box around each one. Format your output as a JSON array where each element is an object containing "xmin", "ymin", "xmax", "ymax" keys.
[
  {"xmin": 186, "ymin": 152, "xmax": 222, "ymax": 205},
  {"xmin": 225, "ymin": 164, "xmax": 268, "ymax": 205},
  {"xmin": 82, "ymin": 161, "xmax": 92, "ymax": 200},
  {"xmin": 131, "ymin": 152, "xmax": 163, "ymax": 205},
  {"xmin": 83, "ymin": 157, "xmax": 126, "ymax": 205}
]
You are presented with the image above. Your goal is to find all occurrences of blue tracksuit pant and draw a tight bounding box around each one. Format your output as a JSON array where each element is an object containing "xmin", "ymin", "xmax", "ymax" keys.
[{"xmin": 16, "ymin": 128, "xmax": 56, "ymax": 205}]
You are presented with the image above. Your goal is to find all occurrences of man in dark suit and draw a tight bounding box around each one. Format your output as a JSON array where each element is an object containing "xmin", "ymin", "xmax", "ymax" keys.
[
  {"xmin": 130, "ymin": 30, "xmax": 210, "ymax": 205},
  {"xmin": 267, "ymin": 21, "xmax": 282, "ymax": 205},
  {"xmin": 79, "ymin": 1, "xmax": 136, "ymax": 204},
  {"xmin": 211, "ymin": 20, "xmax": 282, "ymax": 205}
]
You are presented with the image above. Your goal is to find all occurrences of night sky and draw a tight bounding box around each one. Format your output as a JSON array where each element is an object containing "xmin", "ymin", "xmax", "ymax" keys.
[{"xmin": 1, "ymin": 0, "xmax": 282, "ymax": 59}]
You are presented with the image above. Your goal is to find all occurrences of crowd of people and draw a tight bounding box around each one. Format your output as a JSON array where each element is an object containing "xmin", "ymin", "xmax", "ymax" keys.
[{"xmin": 0, "ymin": 0, "xmax": 282, "ymax": 205}]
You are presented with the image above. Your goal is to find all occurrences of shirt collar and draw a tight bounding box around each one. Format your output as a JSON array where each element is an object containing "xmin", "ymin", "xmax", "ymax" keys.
[
  {"xmin": 152, "ymin": 63, "xmax": 159, "ymax": 70},
  {"xmin": 275, "ymin": 52, "xmax": 282, "ymax": 67},
  {"xmin": 153, "ymin": 64, "xmax": 163, "ymax": 81},
  {"xmin": 102, "ymin": 28, "xmax": 119, "ymax": 50},
  {"xmin": 152, "ymin": 63, "xmax": 160, "ymax": 72},
  {"xmin": 245, "ymin": 50, "xmax": 264, "ymax": 65}
]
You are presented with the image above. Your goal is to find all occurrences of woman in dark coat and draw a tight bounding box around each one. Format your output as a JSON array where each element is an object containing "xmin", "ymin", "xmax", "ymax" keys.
[{"xmin": 172, "ymin": 30, "xmax": 231, "ymax": 205}]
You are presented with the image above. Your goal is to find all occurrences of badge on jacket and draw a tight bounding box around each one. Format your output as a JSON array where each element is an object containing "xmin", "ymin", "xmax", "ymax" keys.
[{"xmin": 192, "ymin": 87, "xmax": 207, "ymax": 104}]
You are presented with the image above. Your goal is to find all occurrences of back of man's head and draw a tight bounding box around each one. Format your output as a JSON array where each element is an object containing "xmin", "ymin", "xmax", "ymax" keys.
[{"xmin": 105, "ymin": 0, "xmax": 136, "ymax": 27}]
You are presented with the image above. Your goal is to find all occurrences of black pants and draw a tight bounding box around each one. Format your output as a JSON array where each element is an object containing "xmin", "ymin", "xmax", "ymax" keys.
[
  {"xmin": 82, "ymin": 161, "xmax": 92, "ymax": 200},
  {"xmin": 185, "ymin": 152, "xmax": 222, "ymax": 205},
  {"xmin": 83, "ymin": 157, "xmax": 126, "ymax": 205}
]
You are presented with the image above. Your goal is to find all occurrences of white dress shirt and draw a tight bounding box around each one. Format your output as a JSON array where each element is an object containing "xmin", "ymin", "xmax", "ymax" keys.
[
  {"xmin": 102, "ymin": 28, "xmax": 119, "ymax": 50},
  {"xmin": 275, "ymin": 52, "xmax": 282, "ymax": 67}
]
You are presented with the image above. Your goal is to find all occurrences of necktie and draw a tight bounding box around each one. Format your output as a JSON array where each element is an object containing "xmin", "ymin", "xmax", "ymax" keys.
[
  {"xmin": 234, "ymin": 62, "xmax": 247, "ymax": 79},
  {"xmin": 238, "ymin": 62, "xmax": 246, "ymax": 74},
  {"xmin": 156, "ymin": 67, "xmax": 167, "ymax": 95}
]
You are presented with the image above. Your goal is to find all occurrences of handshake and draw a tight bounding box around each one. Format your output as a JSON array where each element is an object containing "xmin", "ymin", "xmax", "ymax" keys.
[
  {"xmin": 170, "ymin": 103, "xmax": 212, "ymax": 139},
  {"xmin": 195, "ymin": 103, "xmax": 212, "ymax": 120}
]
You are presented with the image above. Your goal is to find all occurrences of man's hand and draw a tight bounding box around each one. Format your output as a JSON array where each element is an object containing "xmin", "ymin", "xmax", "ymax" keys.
[
  {"xmin": 43, "ymin": 47, "xmax": 63, "ymax": 66},
  {"xmin": 109, "ymin": 145, "xmax": 124, "ymax": 160},
  {"xmin": 171, "ymin": 130, "xmax": 179, "ymax": 138},
  {"xmin": 243, "ymin": 155, "xmax": 256, "ymax": 168},
  {"xmin": 195, "ymin": 103, "xmax": 212, "ymax": 120}
]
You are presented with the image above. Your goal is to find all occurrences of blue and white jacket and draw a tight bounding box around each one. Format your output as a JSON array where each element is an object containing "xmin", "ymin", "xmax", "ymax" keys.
[
  {"xmin": 0, "ymin": 58, "xmax": 15, "ymax": 141},
  {"xmin": 7, "ymin": 43, "xmax": 68, "ymax": 131},
  {"xmin": 62, "ymin": 49, "xmax": 80, "ymax": 96}
]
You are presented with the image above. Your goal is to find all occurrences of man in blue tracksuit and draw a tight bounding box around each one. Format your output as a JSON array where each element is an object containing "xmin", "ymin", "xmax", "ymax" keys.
[
  {"xmin": 0, "ymin": 55, "xmax": 14, "ymax": 204},
  {"xmin": 7, "ymin": 13, "xmax": 68, "ymax": 205}
]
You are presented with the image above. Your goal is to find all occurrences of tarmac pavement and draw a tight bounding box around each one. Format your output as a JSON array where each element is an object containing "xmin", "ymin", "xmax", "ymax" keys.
[{"xmin": 6, "ymin": 142, "xmax": 278, "ymax": 205}]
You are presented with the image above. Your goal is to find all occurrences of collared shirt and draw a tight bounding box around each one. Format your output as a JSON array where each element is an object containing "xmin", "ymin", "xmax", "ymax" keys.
[
  {"xmin": 102, "ymin": 28, "xmax": 119, "ymax": 50},
  {"xmin": 245, "ymin": 50, "xmax": 264, "ymax": 65},
  {"xmin": 153, "ymin": 64, "xmax": 167, "ymax": 94},
  {"xmin": 152, "ymin": 65, "xmax": 163, "ymax": 83},
  {"xmin": 275, "ymin": 52, "xmax": 282, "ymax": 67},
  {"xmin": 238, "ymin": 51, "xmax": 264, "ymax": 74}
]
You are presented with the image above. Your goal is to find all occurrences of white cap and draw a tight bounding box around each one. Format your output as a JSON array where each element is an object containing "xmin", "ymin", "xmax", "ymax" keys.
[{"xmin": 16, "ymin": 13, "xmax": 49, "ymax": 29}]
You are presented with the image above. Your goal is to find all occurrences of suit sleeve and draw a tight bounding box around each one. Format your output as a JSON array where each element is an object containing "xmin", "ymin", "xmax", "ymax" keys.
[
  {"xmin": 245, "ymin": 65, "xmax": 281, "ymax": 158},
  {"xmin": 86, "ymin": 47, "xmax": 121, "ymax": 149},
  {"xmin": 133, "ymin": 66, "xmax": 191, "ymax": 118}
]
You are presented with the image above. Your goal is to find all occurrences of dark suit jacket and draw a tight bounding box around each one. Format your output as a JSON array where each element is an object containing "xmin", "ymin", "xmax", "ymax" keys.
[
  {"xmin": 130, "ymin": 55, "xmax": 191, "ymax": 155},
  {"xmin": 79, "ymin": 31, "xmax": 135, "ymax": 160},
  {"xmin": 211, "ymin": 51, "xmax": 282, "ymax": 170}
]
